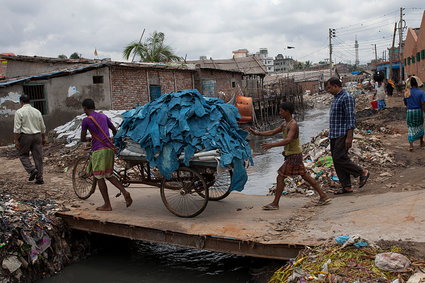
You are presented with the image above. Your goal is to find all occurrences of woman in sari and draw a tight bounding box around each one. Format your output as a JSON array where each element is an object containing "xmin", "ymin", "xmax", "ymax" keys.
[{"xmin": 404, "ymin": 76, "xmax": 425, "ymax": 151}]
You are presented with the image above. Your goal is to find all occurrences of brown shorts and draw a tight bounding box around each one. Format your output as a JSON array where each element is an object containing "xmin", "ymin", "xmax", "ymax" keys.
[{"xmin": 278, "ymin": 153, "xmax": 306, "ymax": 176}]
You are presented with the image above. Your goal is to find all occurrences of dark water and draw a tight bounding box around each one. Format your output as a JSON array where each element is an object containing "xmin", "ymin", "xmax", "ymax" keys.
[
  {"xmin": 40, "ymin": 238, "xmax": 282, "ymax": 283},
  {"xmin": 39, "ymin": 107, "xmax": 329, "ymax": 283}
]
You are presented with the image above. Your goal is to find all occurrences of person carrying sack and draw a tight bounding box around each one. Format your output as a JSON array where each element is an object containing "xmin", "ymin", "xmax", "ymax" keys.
[{"xmin": 80, "ymin": 98, "xmax": 132, "ymax": 211}]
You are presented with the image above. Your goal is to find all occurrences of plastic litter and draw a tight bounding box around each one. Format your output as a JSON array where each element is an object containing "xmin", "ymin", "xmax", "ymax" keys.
[
  {"xmin": 335, "ymin": 235, "xmax": 369, "ymax": 248},
  {"xmin": 375, "ymin": 252, "xmax": 411, "ymax": 272},
  {"xmin": 2, "ymin": 256, "xmax": 21, "ymax": 273}
]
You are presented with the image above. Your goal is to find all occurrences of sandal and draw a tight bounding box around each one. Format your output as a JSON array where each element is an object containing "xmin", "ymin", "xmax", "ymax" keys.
[
  {"xmin": 262, "ymin": 204, "xmax": 279, "ymax": 210},
  {"xmin": 316, "ymin": 198, "xmax": 332, "ymax": 206},
  {"xmin": 333, "ymin": 188, "xmax": 353, "ymax": 195},
  {"xmin": 359, "ymin": 172, "xmax": 370, "ymax": 188}
]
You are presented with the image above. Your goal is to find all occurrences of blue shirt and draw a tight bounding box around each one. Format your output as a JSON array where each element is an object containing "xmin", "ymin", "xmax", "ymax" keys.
[
  {"xmin": 404, "ymin": 88, "xmax": 425, "ymax": 110},
  {"xmin": 329, "ymin": 89, "xmax": 356, "ymax": 139}
]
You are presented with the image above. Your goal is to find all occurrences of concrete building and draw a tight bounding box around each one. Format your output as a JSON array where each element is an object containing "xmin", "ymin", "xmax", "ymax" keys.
[
  {"xmin": 403, "ymin": 10, "xmax": 425, "ymax": 82},
  {"xmin": 274, "ymin": 54, "xmax": 295, "ymax": 73},
  {"xmin": 256, "ymin": 48, "xmax": 274, "ymax": 73},
  {"xmin": 232, "ymin": 49, "xmax": 249, "ymax": 58}
]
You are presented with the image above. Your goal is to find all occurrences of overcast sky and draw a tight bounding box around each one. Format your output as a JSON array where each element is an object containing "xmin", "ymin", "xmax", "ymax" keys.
[{"xmin": 1, "ymin": 0, "xmax": 424, "ymax": 65}]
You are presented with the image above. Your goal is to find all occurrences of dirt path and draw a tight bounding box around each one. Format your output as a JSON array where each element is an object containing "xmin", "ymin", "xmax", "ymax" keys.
[{"xmin": 0, "ymin": 144, "xmax": 78, "ymax": 208}]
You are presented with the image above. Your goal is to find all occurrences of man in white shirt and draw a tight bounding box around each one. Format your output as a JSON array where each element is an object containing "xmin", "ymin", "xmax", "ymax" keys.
[{"xmin": 13, "ymin": 95, "xmax": 47, "ymax": 184}]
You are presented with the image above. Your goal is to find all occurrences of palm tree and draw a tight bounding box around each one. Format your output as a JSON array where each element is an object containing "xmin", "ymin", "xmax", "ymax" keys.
[
  {"xmin": 304, "ymin": 60, "xmax": 312, "ymax": 69},
  {"xmin": 123, "ymin": 31, "xmax": 181, "ymax": 62}
]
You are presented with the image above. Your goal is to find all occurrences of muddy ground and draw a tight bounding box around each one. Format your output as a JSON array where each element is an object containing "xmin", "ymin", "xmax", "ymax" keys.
[{"xmin": 1, "ymin": 90, "xmax": 425, "ymax": 282}]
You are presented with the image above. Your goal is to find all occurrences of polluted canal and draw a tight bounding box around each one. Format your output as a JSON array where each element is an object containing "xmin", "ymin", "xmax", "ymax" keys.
[{"xmin": 39, "ymin": 106, "xmax": 329, "ymax": 283}]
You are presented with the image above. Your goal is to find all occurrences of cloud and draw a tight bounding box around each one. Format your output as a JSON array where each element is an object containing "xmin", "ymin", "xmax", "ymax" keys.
[{"xmin": 1, "ymin": 0, "xmax": 424, "ymax": 64}]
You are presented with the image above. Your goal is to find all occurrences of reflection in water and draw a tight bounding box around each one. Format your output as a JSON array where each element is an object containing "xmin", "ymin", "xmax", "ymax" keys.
[
  {"xmin": 39, "ymin": 238, "xmax": 282, "ymax": 283},
  {"xmin": 243, "ymin": 107, "xmax": 329, "ymax": 195}
]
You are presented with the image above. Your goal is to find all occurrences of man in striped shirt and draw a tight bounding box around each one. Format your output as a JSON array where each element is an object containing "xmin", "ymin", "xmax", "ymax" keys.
[{"xmin": 326, "ymin": 77, "xmax": 370, "ymax": 194}]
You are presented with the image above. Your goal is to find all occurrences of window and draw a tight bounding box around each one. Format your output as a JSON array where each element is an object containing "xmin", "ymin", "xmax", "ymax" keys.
[
  {"xmin": 412, "ymin": 56, "xmax": 415, "ymax": 63},
  {"xmin": 404, "ymin": 58, "xmax": 407, "ymax": 66},
  {"xmin": 408, "ymin": 57, "xmax": 411, "ymax": 65},
  {"xmin": 421, "ymin": 50, "xmax": 425, "ymax": 60},
  {"xmin": 231, "ymin": 81, "xmax": 236, "ymax": 88},
  {"xmin": 417, "ymin": 52, "xmax": 421, "ymax": 62},
  {"xmin": 23, "ymin": 84, "xmax": 47, "ymax": 114},
  {"xmin": 93, "ymin": 76, "xmax": 104, "ymax": 84}
]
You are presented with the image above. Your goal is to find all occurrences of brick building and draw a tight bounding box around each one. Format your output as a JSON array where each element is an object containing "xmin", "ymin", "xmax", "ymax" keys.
[
  {"xmin": 0, "ymin": 54, "xmax": 247, "ymax": 144},
  {"xmin": 403, "ymin": 10, "xmax": 425, "ymax": 82}
]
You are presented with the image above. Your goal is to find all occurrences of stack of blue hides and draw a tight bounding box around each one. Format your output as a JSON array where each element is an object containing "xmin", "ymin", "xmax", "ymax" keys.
[{"xmin": 115, "ymin": 89, "xmax": 253, "ymax": 192}]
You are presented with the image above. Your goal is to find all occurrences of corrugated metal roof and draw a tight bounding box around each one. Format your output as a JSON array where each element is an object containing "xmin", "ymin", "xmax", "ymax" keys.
[
  {"xmin": 187, "ymin": 56, "xmax": 267, "ymax": 76},
  {"xmin": 0, "ymin": 62, "xmax": 110, "ymax": 87}
]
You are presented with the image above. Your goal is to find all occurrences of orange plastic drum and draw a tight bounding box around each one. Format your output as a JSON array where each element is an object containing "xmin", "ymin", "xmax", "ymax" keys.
[{"xmin": 236, "ymin": 95, "xmax": 253, "ymax": 123}]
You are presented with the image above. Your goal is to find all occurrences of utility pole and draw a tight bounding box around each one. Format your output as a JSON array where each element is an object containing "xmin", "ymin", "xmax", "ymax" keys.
[
  {"xmin": 389, "ymin": 22, "xmax": 397, "ymax": 81},
  {"xmin": 329, "ymin": 28, "xmax": 335, "ymax": 77},
  {"xmin": 131, "ymin": 28, "xmax": 146, "ymax": 62},
  {"xmin": 355, "ymin": 35, "xmax": 359, "ymax": 67},
  {"xmin": 374, "ymin": 44, "xmax": 378, "ymax": 62},
  {"xmin": 398, "ymin": 7, "xmax": 405, "ymax": 81}
]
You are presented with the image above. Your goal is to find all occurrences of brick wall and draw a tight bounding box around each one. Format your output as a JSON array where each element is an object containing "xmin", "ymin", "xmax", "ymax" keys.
[
  {"xmin": 175, "ymin": 71, "xmax": 194, "ymax": 91},
  {"xmin": 298, "ymin": 80, "xmax": 320, "ymax": 94},
  {"xmin": 195, "ymin": 69, "xmax": 243, "ymax": 97},
  {"xmin": 111, "ymin": 66, "xmax": 195, "ymax": 109},
  {"xmin": 111, "ymin": 66, "xmax": 148, "ymax": 110},
  {"xmin": 159, "ymin": 70, "xmax": 176, "ymax": 94},
  {"xmin": 0, "ymin": 60, "xmax": 6, "ymax": 78}
]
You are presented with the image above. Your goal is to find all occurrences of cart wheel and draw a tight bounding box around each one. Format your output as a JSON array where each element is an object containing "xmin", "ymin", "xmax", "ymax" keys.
[
  {"xmin": 72, "ymin": 156, "xmax": 97, "ymax": 200},
  {"xmin": 161, "ymin": 167, "xmax": 208, "ymax": 218},
  {"xmin": 114, "ymin": 159, "xmax": 130, "ymax": 187},
  {"xmin": 208, "ymin": 169, "xmax": 232, "ymax": 201}
]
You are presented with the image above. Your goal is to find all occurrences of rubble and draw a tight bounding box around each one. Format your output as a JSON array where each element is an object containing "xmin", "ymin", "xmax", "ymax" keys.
[
  {"xmin": 269, "ymin": 238, "xmax": 425, "ymax": 283},
  {"xmin": 268, "ymin": 127, "xmax": 397, "ymax": 196},
  {"xmin": 0, "ymin": 194, "xmax": 92, "ymax": 282}
]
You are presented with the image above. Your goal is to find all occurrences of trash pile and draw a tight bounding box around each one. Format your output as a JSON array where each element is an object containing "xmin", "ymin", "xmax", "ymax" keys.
[
  {"xmin": 270, "ymin": 129, "xmax": 395, "ymax": 195},
  {"xmin": 53, "ymin": 110, "xmax": 124, "ymax": 147},
  {"xmin": 269, "ymin": 235, "xmax": 425, "ymax": 282},
  {"xmin": 115, "ymin": 89, "xmax": 253, "ymax": 192},
  {"xmin": 0, "ymin": 196, "xmax": 75, "ymax": 282},
  {"xmin": 303, "ymin": 89, "xmax": 374, "ymax": 110}
]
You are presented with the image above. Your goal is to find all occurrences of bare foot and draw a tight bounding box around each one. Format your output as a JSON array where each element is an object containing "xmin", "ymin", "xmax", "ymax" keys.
[
  {"xmin": 123, "ymin": 192, "xmax": 133, "ymax": 208},
  {"xmin": 96, "ymin": 205, "xmax": 112, "ymax": 211}
]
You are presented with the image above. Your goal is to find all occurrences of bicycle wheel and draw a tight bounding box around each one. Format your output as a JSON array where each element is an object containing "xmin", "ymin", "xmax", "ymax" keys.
[
  {"xmin": 160, "ymin": 167, "xmax": 208, "ymax": 218},
  {"xmin": 208, "ymin": 169, "xmax": 232, "ymax": 201},
  {"xmin": 72, "ymin": 156, "xmax": 97, "ymax": 200}
]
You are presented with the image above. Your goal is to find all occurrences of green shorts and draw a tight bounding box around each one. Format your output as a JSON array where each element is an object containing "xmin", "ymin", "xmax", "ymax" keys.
[{"xmin": 87, "ymin": 148, "xmax": 115, "ymax": 179}]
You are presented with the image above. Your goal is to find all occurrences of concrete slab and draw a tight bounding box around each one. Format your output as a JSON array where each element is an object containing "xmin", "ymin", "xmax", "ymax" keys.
[
  {"xmin": 58, "ymin": 184, "xmax": 425, "ymax": 259},
  {"xmin": 287, "ymin": 190, "xmax": 425, "ymax": 243},
  {"xmin": 60, "ymin": 184, "xmax": 311, "ymax": 244}
]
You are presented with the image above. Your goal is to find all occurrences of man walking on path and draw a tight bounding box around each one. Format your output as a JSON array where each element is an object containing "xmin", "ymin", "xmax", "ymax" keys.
[
  {"xmin": 13, "ymin": 95, "xmax": 46, "ymax": 184},
  {"xmin": 249, "ymin": 102, "xmax": 330, "ymax": 210},
  {"xmin": 80, "ymin": 98, "xmax": 132, "ymax": 211},
  {"xmin": 326, "ymin": 77, "xmax": 370, "ymax": 194}
]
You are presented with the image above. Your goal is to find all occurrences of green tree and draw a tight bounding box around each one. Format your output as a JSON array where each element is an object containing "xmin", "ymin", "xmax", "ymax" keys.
[
  {"xmin": 58, "ymin": 54, "xmax": 67, "ymax": 59},
  {"xmin": 304, "ymin": 60, "xmax": 312, "ymax": 69},
  {"xmin": 69, "ymin": 52, "xmax": 81, "ymax": 59},
  {"xmin": 123, "ymin": 31, "xmax": 181, "ymax": 62}
]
